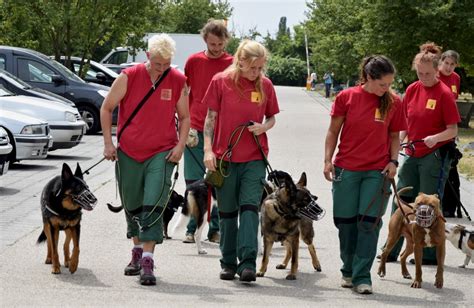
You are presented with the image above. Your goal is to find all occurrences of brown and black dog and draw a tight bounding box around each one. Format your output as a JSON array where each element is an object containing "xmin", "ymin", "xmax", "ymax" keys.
[
  {"xmin": 378, "ymin": 189, "xmax": 446, "ymax": 288},
  {"xmin": 37, "ymin": 163, "xmax": 97, "ymax": 274},
  {"xmin": 257, "ymin": 171, "xmax": 322, "ymax": 280}
]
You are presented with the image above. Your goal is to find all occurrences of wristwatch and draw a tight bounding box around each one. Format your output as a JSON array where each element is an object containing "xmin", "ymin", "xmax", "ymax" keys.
[{"xmin": 389, "ymin": 159, "xmax": 399, "ymax": 167}]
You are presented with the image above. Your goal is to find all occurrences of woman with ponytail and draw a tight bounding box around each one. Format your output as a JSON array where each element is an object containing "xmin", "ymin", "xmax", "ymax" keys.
[{"xmin": 324, "ymin": 55, "xmax": 406, "ymax": 294}]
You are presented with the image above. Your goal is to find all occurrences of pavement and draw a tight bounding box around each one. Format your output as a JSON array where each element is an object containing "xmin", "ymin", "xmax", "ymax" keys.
[{"xmin": 0, "ymin": 87, "xmax": 473, "ymax": 307}]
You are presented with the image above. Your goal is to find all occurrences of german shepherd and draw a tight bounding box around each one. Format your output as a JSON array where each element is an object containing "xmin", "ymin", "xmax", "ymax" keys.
[
  {"xmin": 257, "ymin": 171, "xmax": 322, "ymax": 280},
  {"xmin": 37, "ymin": 163, "xmax": 97, "ymax": 274},
  {"xmin": 107, "ymin": 190, "xmax": 184, "ymax": 239}
]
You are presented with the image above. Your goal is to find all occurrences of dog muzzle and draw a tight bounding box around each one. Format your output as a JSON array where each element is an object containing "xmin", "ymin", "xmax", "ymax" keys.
[
  {"xmin": 415, "ymin": 204, "xmax": 436, "ymax": 228},
  {"xmin": 297, "ymin": 197, "xmax": 325, "ymax": 221},
  {"xmin": 73, "ymin": 189, "xmax": 98, "ymax": 211}
]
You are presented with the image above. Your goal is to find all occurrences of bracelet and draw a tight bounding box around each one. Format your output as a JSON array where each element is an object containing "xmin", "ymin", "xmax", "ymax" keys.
[{"xmin": 389, "ymin": 159, "xmax": 399, "ymax": 167}]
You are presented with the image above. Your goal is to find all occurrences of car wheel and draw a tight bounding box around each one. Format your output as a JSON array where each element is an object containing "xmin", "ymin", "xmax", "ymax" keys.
[{"xmin": 78, "ymin": 105, "xmax": 100, "ymax": 134}]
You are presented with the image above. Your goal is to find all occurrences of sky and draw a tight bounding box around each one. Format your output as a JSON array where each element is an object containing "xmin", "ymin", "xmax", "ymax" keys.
[{"xmin": 227, "ymin": 0, "xmax": 309, "ymax": 37}]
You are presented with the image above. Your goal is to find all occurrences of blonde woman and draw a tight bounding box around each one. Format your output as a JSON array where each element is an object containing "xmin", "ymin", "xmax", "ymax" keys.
[
  {"xmin": 101, "ymin": 34, "xmax": 190, "ymax": 285},
  {"xmin": 202, "ymin": 40, "xmax": 280, "ymax": 282}
]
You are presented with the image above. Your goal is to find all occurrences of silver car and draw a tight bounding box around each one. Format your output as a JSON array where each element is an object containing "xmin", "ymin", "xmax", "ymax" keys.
[
  {"xmin": 0, "ymin": 86, "xmax": 86, "ymax": 150},
  {"xmin": 0, "ymin": 126, "xmax": 13, "ymax": 175},
  {"xmin": 0, "ymin": 110, "xmax": 52, "ymax": 162}
]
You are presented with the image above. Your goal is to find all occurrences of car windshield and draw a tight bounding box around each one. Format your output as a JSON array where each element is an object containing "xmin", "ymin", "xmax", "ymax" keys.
[
  {"xmin": 0, "ymin": 69, "xmax": 32, "ymax": 89},
  {"xmin": 47, "ymin": 58, "xmax": 85, "ymax": 83},
  {"xmin": 90, "ymin": 60, "xmax": 119, "ymax": 78},
  {"xmin": 0, "ymin": 85, "xmax": 16, "ymax": 97}
]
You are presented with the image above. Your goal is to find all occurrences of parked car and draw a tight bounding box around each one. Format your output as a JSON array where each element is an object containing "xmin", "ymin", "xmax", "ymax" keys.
[
  {"xmin": 0, "ymin": 110, "xmax": 52, "ymax": 163},
  {"xmin": 0, "ymin": 69, "xmax": 76, "ymax": 107},
  {"xmin": 0, "ymin": 86, "xmax": 85, "ymax": 150},
  {"xmin": 55, "ymin": 56, "xmax": 118, "ymax": 86},
  {"xmin": 0, "ymin": 126, "xmax": 13, "ymax": 175},
  {"xmin": 0, "ymin": 46, "xmax": 116, "ymax": 134}
]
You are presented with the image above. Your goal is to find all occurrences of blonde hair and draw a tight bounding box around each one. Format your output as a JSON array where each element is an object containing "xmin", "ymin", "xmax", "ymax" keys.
[
  {"xmin": 147, "ymin": 34, "xmax": 176, "ymax": 59},
  {"xmin": 225, "ymin": 40, "xmax": 268, "ymax": 103},
  {"xmin": 412, "ymin": 42, "xmax": 442, "ymax": 70}
]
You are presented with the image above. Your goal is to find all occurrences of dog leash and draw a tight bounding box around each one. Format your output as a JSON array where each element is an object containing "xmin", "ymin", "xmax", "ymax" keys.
[
  {"xmin": 358, "ymin": 175, "xmax": 392, "ymax": 232},
  {"xmin": 390, "ymin": 179, "xmax": 415, "ymax": 225},
  {"xmin": 82, "ymin": 157, "xmax": 106, "ymax": 175},
  {"xmin": 446, "ymin": 179, "xmax": 471, "ymax": 221}
]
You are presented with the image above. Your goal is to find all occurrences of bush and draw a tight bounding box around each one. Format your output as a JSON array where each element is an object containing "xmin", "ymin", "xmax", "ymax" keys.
[{"xmin": 266, "ymin": 55, "xmax": 307, "ymax": 86}]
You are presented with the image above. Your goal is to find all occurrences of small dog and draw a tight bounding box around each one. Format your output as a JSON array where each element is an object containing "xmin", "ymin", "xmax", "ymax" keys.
[
  {"xmin": 445, "ymin": 223, "xmax": 474, "ymax": 268},
  {"xmin": 37, "ymin": 163, "xmax": 97, "ymax": 274},
  {"xmin": 107, "ymin": 190, "xmax": 184, "ymax": 239},
  {"xmin": 257, "ymin": 171, "xmax": 322, "ymax": 280},
  {"xmin": 378, "ymin": 189, "xmax": 446, "ymax": 288}
]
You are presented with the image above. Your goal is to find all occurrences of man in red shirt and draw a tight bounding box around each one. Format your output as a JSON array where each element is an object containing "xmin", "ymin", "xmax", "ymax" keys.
[{"xmin": 183, "ymin": 19, "xmax": 233, "ymax": 244}]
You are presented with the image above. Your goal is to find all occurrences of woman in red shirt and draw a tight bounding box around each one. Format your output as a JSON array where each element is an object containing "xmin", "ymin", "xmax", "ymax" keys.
[
  {"xmin": 324, "ymin": 55, "xmax": 406, "ymax": 294},
  {"xmin": 438, "ymin": 50, "xmax": 461, "ymax": 99}
]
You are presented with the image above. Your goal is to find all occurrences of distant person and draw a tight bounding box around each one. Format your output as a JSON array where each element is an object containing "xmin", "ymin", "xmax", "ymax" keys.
[
  {"xmin": 310, "ymin": 71, "xmax": 317, "ymax": 90},
  {"xmin": 438, "ymin": 50, "xmax": 461, "ymax": 99},
  {"xmin": 100, "ymin": 34, "xmax": 190, "ymax": 286},
  {"xmin": 202, "ymin": 40, "xmax": 279, "ymax": 282},
  {"xmin": 183, "ymin": 19, "xmax": 233, "ymax": 244},
  {"xmin": 324, "ymin": 55, "xmax": 406, "ymax": 294},
  {"xmin": 323, "ymin": 71, "xmax": 333, "ymax": 98}
]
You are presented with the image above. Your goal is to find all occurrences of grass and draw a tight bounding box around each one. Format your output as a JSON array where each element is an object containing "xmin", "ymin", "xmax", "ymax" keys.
[{"xmin": 457, "ymin": 120, "xmax": 474, "ymax": 179}]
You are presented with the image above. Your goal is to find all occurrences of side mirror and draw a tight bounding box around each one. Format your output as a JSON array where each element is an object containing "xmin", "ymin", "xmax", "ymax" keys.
[
  {"xmin": 51, "ymin": 75, "xmax": 65, "ymax": 84},
  {"xmin": 95, "ymin": 72, "xmax": 106, "ymax": 80}
]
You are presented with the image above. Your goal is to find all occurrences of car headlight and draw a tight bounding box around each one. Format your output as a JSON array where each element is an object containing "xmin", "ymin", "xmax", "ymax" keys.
[
  {"xmin": 65, "ymin": 111, "xmax": 77, "ymax": 122},
  {"xmin": 97, "ymin": 90, "xmax": 109, "ymax": 98},
  {"xmin": 20, "ymin": 124, "xmax": 47, "ymax": 135}
]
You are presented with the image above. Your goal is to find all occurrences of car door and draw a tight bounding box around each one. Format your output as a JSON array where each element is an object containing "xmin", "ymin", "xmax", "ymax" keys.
[{"xmin": 16, "ymin": 57, "xmax": 67, "ymax": 97}]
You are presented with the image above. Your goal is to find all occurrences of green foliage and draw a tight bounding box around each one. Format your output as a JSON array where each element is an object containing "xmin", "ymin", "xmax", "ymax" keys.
[{"xmin": 266, "ymin": 55, "xmax": 307, "ymax": 86}]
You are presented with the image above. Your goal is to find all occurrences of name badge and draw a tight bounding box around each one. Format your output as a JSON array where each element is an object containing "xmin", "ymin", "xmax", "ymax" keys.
[
  {"xmin": 161, "ymin": 89, "xmax": 172, "ymax": 101},
  {"xmin": 426, "ymin": 99, "xmax": 436, "ymax": 110},
  {"xmin": 451, "ymin": 85, "xmax": 457, "ymax": 93},
  {"xmin": 251, "ymin": 91, "xmax": 261, "ymax": 103},
  {"xmin": 374, "ymin": 108, "xmax": 384, "ymax": 122}
]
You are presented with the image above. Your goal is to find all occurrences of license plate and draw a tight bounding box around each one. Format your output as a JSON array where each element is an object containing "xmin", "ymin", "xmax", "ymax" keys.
[{"xmin": 0, "ymin": 160, "xmax": 9, "ymax": 175}]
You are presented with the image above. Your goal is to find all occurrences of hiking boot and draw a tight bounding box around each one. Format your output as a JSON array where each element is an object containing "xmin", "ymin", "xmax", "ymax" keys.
[
  {"xmin": 183, "ymin": 233, "xmax": 195, "ymax": 243},
  {"xmin": 341, "ymin": 276, "xmax": 353, "ymax": 288},
  {"xmin": 239, "ymin": 268, "xmax": 256, "ymax": 282},
  {"xmin": 124, "ymin": 247, "xmax": 142, "ymax": 276},
  {"xmin": 140, "ymin": 256, "xmax": 156, "ymax": 286},
  {"xmin": 219, "ymin": 268, "xmax": 236, "ymax": 280},
  {"xmin": 409, "ymin": 258, "xmax": 437, "ymax": 265},
  {"xmin": 208, "ymin": 232, "xmax": 220, "ymax": 243},
  {"xmin": 354, "ymin": 284, "xmax": 373, "ymax": 294}
]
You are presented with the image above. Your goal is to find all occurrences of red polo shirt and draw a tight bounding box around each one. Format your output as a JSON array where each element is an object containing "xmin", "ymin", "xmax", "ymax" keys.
[{"xmin": 438, "ymin": 71, "xmax": 461, "ymax": 99}]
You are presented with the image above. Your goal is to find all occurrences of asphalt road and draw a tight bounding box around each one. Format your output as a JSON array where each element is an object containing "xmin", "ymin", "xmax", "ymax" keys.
[{"xmin": 0, "ymin": 86, "xmax": 473, "ymax": 307}]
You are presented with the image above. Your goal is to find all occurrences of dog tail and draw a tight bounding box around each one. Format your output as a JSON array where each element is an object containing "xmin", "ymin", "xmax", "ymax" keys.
[
  {"xmin": 107, "ymin": 203, "xmax": 124, "ymax": 213},
  {"xmin": 37, "ymin": 231, "xmax": 47, "ymax": 244}
]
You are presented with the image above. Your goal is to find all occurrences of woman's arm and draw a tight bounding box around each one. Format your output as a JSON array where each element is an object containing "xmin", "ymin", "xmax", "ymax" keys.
[
  {"xmin": 323, "ymin": 116, "xmax": 344, "ymax": 181},
  {"xmin": 424, "ymin": 124, "xmax": 458, "ymax": 148}
]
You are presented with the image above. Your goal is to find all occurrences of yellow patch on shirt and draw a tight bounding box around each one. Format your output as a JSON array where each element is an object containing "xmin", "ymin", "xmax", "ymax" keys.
[
  {"xmin": 161, "ymin": 89, "xmax": 172, "ymax": 101},
  {"xmin": 251, "ymin": 91, "xmax": 261, "ymax": 104},
  {"xmin": 451, "ymin": 85, "xmax": 457, "ymax": 93},
  {"xmin": 374, "ymin": 108, "xmax": 384, "ymax": 122},
  {"xmin": 426, "ymin": 99, "xmax": 436, "ymax": 110}
]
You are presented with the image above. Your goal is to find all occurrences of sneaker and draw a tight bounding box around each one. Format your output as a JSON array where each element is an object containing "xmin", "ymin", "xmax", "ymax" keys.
[
  {"xmin": 140, "ymin": 256, "xmax": 156, "ymax": 286},
  {"xmin": 341, "ymin": 276, "xmax": 353, "ymax": 288},
  {"xmin": 409, "ymin": 258, "xmax": 437, "ymax": 265},
  {"xmin": 219, "ymin": 268, "xmax": 236, "ymax": 280},
  {"xmin": 239, "ymin": 268, "xmax": 256, "ymax": 282},
  {"xmin": 124, "ymin": 247, "xmax": 142, "ymax": 276},
  {"xmin": 183, "ymin": 233, "xmax": 195, "ymax": 243},
  {"xmin": 208, "ymin": 232, "xmax": 220, "ymax": 243},
  {"xmin": 354, "ymin": 284, "xmax": 373, "ymax": 294}
]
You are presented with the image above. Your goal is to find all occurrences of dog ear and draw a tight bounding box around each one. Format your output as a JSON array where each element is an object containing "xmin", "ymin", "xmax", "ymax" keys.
[
  {"xmin": 74, "ymin": 163, "xmax": 84, "ymax": 179},
  {"xmin": 61, "ymin": 163, "xmax": 73, "ymax": 182},
  {"xmin": 297, "ymin": 172, "xmax": 307, "ymax": 187}
]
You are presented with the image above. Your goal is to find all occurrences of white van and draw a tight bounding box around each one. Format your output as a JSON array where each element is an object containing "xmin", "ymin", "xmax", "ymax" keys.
[{"xmin": 100, "ymin": 33, "xmax": 206, "ymax": 71}]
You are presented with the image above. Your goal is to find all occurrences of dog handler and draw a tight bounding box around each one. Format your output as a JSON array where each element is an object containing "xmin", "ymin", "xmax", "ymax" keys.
[
  {"xmin": 384, "ymin": 43, "xmax": 460, "ymax": 265},
  {"xmin": 202, "ymin": 40, "xmax": 279, "ymax": 282},
  {"xmin": 101, "ymin": 34, "xmax": 190, "ymax": 285},
  {"xmin": 324, "ymin": 55, "xmax": 406, "ymax": 294},
  {"xmin": 438, "ymin": 50, "xmax": 461, "ymax": 99},
  {"xmin": 182, "ymin": 19, "xmax": 233, "ymax": 244}
]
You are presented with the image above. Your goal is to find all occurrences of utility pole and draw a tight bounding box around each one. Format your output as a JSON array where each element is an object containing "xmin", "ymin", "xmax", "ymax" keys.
[{"xmin": 304, "ymin": 28, "xmax": 311, "ymax": 90}]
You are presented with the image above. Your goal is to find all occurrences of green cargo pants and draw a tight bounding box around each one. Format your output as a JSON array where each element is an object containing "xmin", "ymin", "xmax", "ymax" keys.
[
  {"xmin": 116, "ymin": 149, "xmax": 174, "ymax": 243},
  {"xmin": 216, "ymin": 160, "xmax": 266, "ymax": 276},
  {"xmin": 333, "ymin": 167, "xmax": 391, "ymax": 287}
]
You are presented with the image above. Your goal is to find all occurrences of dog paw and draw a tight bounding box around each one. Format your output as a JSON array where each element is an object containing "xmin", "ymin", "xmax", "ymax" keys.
[
  {"xmin": 285, "ymin": 274, "xmax": 296, "ymax": 280},
  {"xmin": 51, "ymin": 266, "xmax": 61, "ymax": 274},
  {"xmin": 45, "ymin": 258, "xmax": 52, "ymax": 264},
  {"xmin": 410, "ymin": 280, "xmax": 422, "ymax": 288},
  {"xmin": 276, "ymin": 264, "xmax": 287, "ymax": 270},
  {"xmin": 434, "ymin": 280, "xmax": 443, "ymax": 289},
  {"xmin": 198, "ymin": 249, "xmax": 208, "ymax": 255},
  {"xmin": 377, "ymin": 268, "xmax": 385, "ymax": 278},
  {"xmin": 403, "ymin": 273, "xmax": 412, "ymax": 280},
  {"xmin": 256, "ymin": 271, "xmax": 265, "ymax": 277},
  {"xmin": 69, "ymin": 259, "xmax": 78, "ymax": 273},
  {"xmin": 64, "ymin": 260, "xmax": 69, "ymax": 268},
  {"xmin": 314, "ymin": 265, "xmax": 322, "ymax": 272}
]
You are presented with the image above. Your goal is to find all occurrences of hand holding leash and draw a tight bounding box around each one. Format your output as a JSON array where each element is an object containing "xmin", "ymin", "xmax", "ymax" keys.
[
  {"xmin": 247, "ymin": 120, "xmax": 267, "ymax": 136},
  {"xmin": 204, "ymin": 150, "xmax": 217, "ymax": 171},
  {"xmin": 381, "ymin": 162, "xmax": 397, "ymax": 179},
  {"xmin": 104, "ymin": 143, "xmax": 118, "ymax": 161},
  {"xmin": 166, "ymin": 143, "xmax": 185, "ymax": 163},
  {"xmin": 423, "ymin": 135, "xmax": 437, "ymax": 148}
]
